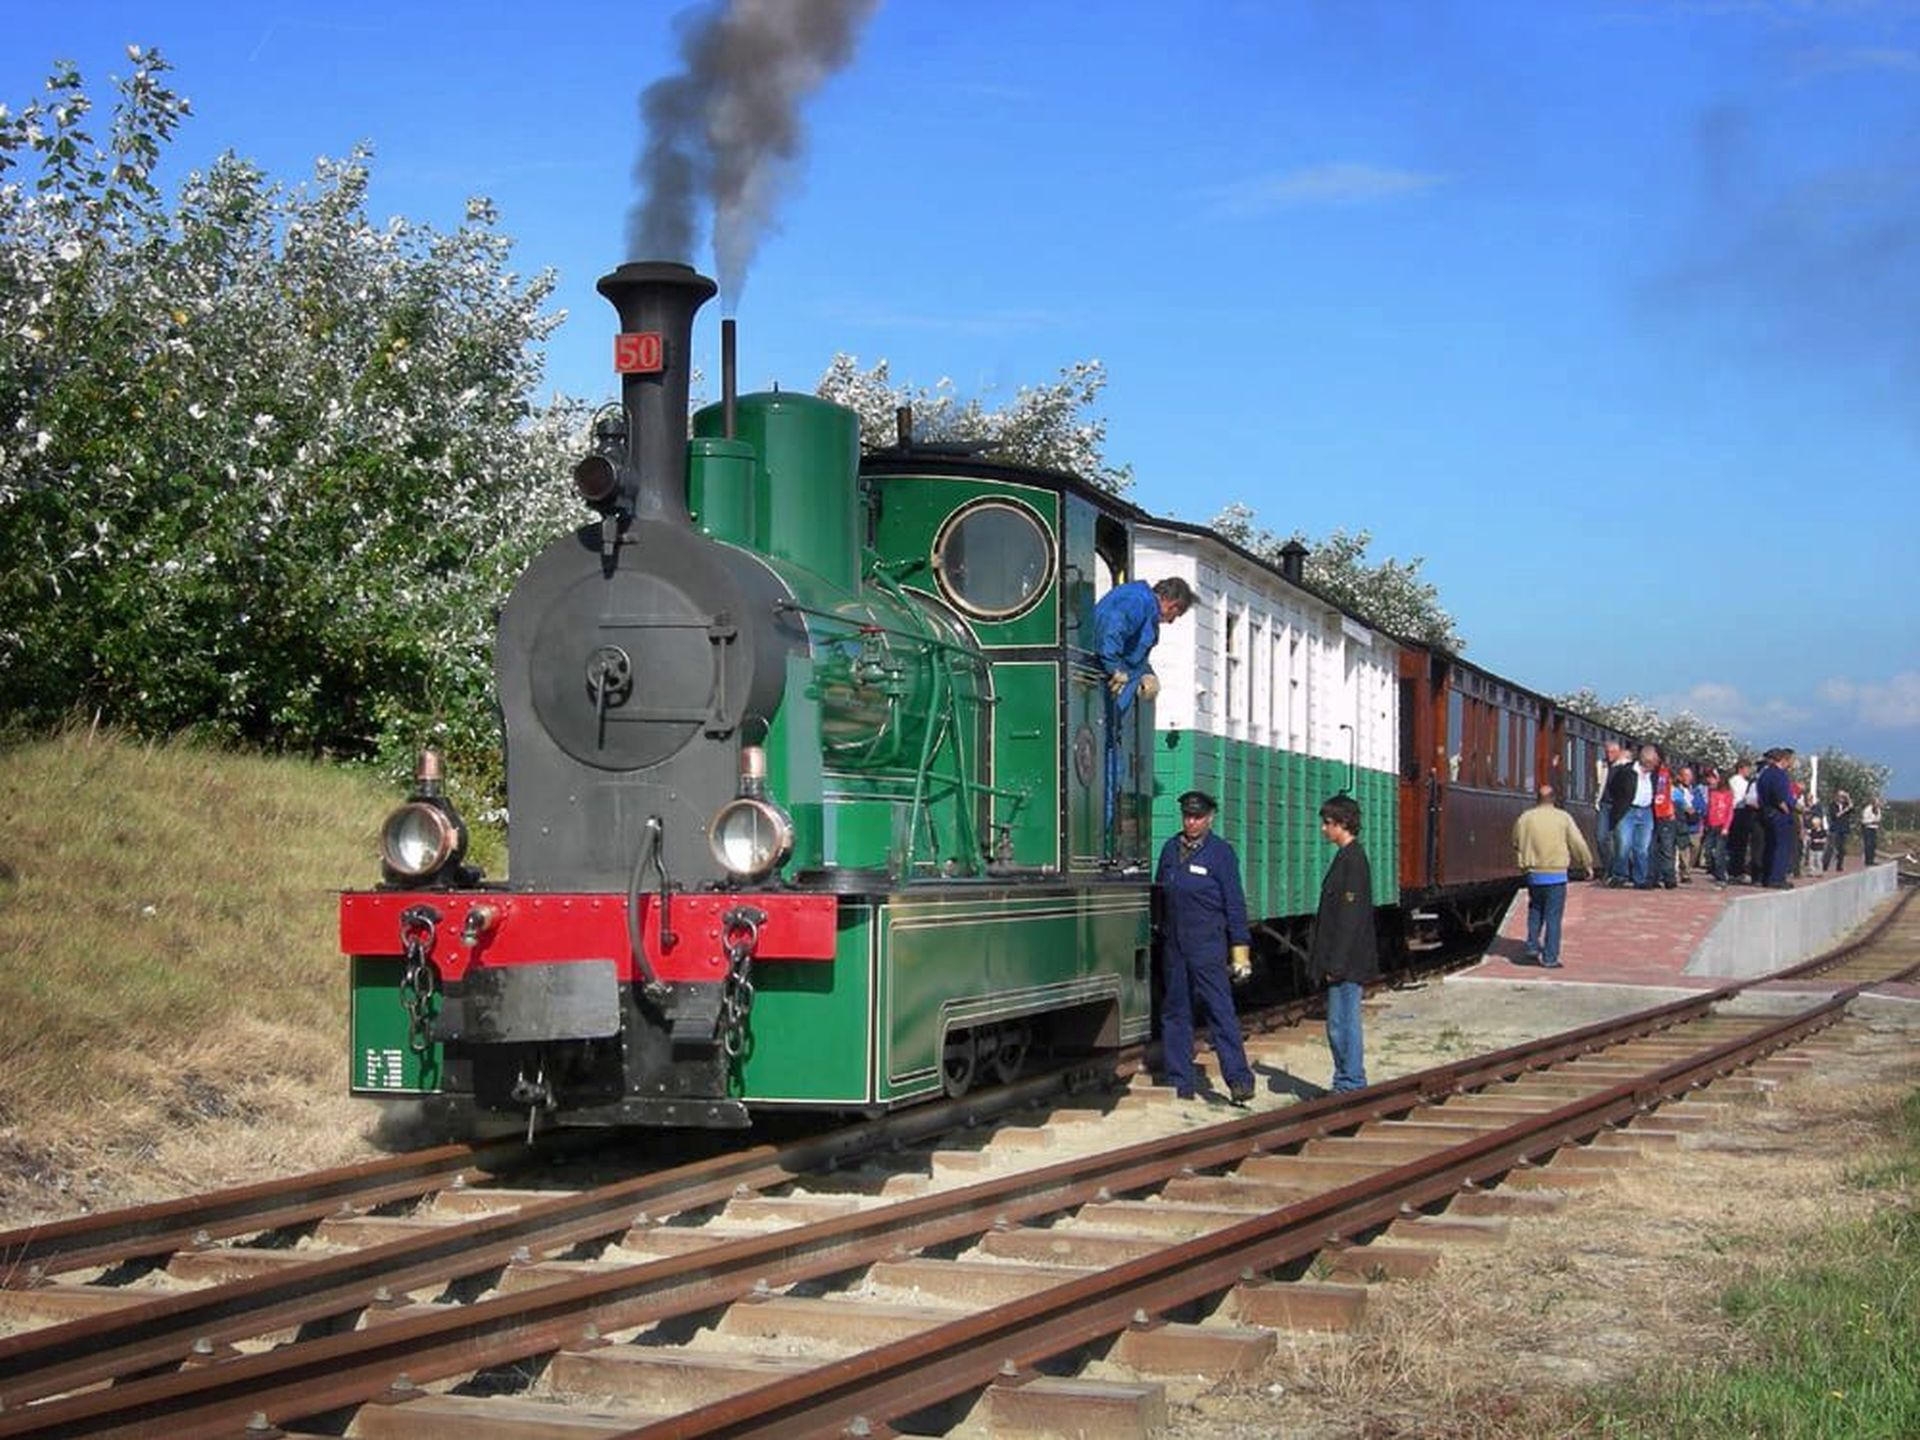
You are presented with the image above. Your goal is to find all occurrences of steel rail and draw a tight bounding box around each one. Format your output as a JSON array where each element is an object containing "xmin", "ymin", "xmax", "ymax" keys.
[
  {"xmin": 1768, "ymin": 883, "xmax": 1915, "ymax": 981},
  {"xmin": 2, "ymin": 899, "xmax": 1897, "ymax": 1435},
  {"xmin": 0, "ymin": 989, "xmax": 1742, "ymax": 1438},
  {"xmin": 0, "ymin": 1057, "xmax": 1126, "ymax": 1410},
  {"xmin": 0, "ymin": 1138, "xmax": 533, "ymax": 1288},
  {"xmin": 0, "ymin": 945, "xmax": 1454, "ymax": 1297},
  {"xmin": 625, "ymin": 992, "xmax": 1854, "ymax": 1440},
  {"xmin": 0, "ymin": 952, "xmax": 1477, "ymax": 1412}
]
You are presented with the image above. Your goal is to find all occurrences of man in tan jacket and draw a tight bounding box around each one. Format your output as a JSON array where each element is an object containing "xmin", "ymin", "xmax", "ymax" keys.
[{"xmin": 1511, "ymin": 784, "xmax": 1595, "ymax": 969}]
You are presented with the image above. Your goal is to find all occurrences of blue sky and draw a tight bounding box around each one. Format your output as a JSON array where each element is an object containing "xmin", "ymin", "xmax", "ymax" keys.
[{"xmin": 8, "ymin": 0, "xmax": 1918, "ymax": 791}]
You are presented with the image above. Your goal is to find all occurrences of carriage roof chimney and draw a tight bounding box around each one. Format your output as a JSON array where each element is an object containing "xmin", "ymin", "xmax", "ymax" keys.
[
  {"xmin": 594, "ymin": 261, "xmax": 717, "ymax": 527},
  {"xmin": 1279, "ymin": 539, "xmax": 1308, "ymax": 586}
]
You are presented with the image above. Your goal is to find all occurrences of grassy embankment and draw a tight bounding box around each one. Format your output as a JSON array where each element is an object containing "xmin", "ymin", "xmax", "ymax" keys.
[
  {"xmin": 0, "ymin": 728, "xmax": 406, "ymax": 1222},
  {"xmin": 1583, "ymin": 1086, "xmax": 1920, "ymax": 1438}
]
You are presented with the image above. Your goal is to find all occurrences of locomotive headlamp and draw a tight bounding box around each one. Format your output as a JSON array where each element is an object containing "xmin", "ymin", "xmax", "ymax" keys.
[
  {"xmin": 573, "ymin": 454, "xmax": 619, "ymax": 510},
  {"xmin": 709, "ymin": 745, "xmax": 793, "ymax": 881},
  {"xmin": 379, "ymin": 748, "xmax": 470, "ymax": 885},
  {"xmin": 381, "ymin": 803, "xmax": 459, "ymax": 879}
]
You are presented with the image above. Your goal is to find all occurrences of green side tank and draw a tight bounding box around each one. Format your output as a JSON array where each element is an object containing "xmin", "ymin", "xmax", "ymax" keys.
[
  {"xmin": 685, "ymin": 435, "xmax": 757, "ymax": 546},
  {"xmin": 692, "ymin": 391, "xmax": 860, "ymax": 592}
]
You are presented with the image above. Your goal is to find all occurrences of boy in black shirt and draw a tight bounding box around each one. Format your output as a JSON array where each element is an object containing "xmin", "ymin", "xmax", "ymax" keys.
[{"xmin": 1310, "ymin": 795, "xmax": 1378, "ymax": 1092}]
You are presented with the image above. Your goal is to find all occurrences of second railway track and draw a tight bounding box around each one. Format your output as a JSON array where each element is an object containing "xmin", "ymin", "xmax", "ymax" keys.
[{"xmin": 0, "ymin": 895, "xmax": 1914, "ymax": 1438}]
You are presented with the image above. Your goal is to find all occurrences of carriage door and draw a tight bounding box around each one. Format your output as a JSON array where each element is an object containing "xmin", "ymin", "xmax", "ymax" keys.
[{"xmin": 1064, "ymin": 499, "xmax": 1139, "ymax": 869}]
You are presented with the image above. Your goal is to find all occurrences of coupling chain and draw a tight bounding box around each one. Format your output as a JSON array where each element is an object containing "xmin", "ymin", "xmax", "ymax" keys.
[
  {"xmin": 398, "ymin": 904, "xmax": 442, "ymax": 1057},
  {"xmin": 719, "ymin": 905, "xmax": 766, "ymax": 1059}
]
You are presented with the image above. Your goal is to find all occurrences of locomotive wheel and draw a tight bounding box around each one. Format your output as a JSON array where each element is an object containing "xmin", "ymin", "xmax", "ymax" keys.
[
  {"xmin": 942, "ymin": 1029, "xmax": 977, "ymax": 1098},
  {"xmin": 989, "ymin": 1024, "xmax": 1029, "ymax": 1086}
]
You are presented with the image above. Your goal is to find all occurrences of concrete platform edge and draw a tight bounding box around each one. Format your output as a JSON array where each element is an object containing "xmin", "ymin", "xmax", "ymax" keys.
[{"xmin": 1685, "ymin": 865, "xmax": 1898, "ymax": 978}]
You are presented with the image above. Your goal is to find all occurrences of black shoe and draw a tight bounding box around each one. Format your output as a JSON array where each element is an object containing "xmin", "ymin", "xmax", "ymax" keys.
[
  {"xmin": 1540, "ymin": 958, "xmax": 1563, "ymax": 969},
  {"xmin": 1174, "ymin": 1089, "xmax": 1196, "ymax": 1101},
  {"xmin": 1228, "ymin": 1081, "xmax": 1256, "ymax": 1105},
  {"xmin": 1606, "ymin": 878, "xmax": 1626, "ymax": 889}
]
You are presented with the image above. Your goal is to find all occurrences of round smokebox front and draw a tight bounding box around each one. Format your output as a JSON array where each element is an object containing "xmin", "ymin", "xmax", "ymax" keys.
[{"xmin": 530, "ymin": 551, "xmax": 745, "ymax": 773}]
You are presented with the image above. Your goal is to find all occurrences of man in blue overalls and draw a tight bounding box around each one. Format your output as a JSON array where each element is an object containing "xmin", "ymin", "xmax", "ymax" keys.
[
  {"xmin": 1093, "ymin": 576, "xmax": 1194, "ymax": 850},
  {"xmin": 1155, "ymin": 789, "xmax": 1257, "ymax": 1105}
]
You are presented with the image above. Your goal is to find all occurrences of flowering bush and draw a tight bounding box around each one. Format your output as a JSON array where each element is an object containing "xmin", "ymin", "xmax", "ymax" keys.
[
  {"xmin": 1211, "ymin": 503, "xmax": 1464, "ymax": 651},
  {"xmin": 1555, "ymin": 691, "xmax": 1741, "ymax": 772},
  {"xmin": 0, "ymin": 50, "xmax": 583, "ymax": 805},
  {"xmin": 817, "ymin": 354, "xmax": 1134, "ymax": 494},
  {"xmin": 1555, "ymin": 692, "xmax": 1891, "ymax": 800}
]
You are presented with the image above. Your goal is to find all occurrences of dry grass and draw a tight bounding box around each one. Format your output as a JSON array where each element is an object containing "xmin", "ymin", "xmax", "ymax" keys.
[
  {"xmin": 0, "ymin": 727, "xmax": 402, "ymax": 1224},
  {"xmin": 1166, "ymin": 1027, "xmax": 1919, "ymax": 1438}
]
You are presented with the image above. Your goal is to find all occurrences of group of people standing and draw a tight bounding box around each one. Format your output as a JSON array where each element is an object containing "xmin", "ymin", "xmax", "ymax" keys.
[
  {"xmin": 1510, "ymin": 744, "xmax": 1890, "ymax": 974},
  {"xmin": 1594, "ymin": 740, "xmax": 1883, "ymax": 892},
  {"xmin": 1801, "ymin": 790, "xmax": 1881, "ymax": 874},
  {"xmin": 1153, "ymin": 788, "xmax": 1376, "ymax": 1106},
  {"xmin": 1094, "ymin": 575, "xmax": 1377, "ymax": 1104}
]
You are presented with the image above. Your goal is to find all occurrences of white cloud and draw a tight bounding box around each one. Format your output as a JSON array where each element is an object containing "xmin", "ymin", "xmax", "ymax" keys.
[
  {"xmin": 1202, "ymin": 163, "xmax": 1448, "ymax": 219},
  {"xmin": 1817, "ymin": 672, "xmax": 1920, "ymax": 729},
  {"xmin": 1651, "ymin": 671, "xmax": 1920, "ymax": 743},
  {"xmin": 1649, "ymin": 681, "xmax": 1809, "ymax": 736}
]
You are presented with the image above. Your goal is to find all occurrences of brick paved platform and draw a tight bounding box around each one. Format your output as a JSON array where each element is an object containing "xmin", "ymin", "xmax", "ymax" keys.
[{"xmin": 1449, "ymin": 862, "xmax": 1899, "ymax": 991}]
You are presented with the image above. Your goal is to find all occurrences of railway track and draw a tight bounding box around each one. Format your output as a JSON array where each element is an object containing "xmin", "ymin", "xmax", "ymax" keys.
[
  {"xmin": 0, "ymin": 899, "xmax": 1912, "ymax": 1438},
  {"xmin": 0, "ymin": 946, "xmax": 1461, "ymax": 1307}
]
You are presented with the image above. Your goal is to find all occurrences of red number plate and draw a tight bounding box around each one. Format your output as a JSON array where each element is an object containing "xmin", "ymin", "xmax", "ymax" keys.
[{"xmin": 614, "ymin": 331, "xmax": 664, "ymax": 374}]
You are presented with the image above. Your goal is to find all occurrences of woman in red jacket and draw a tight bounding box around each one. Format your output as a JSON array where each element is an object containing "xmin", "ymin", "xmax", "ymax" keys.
[{"xmin": 1703, "ymin": 769, "xmax": 1735, "ymax": 888}]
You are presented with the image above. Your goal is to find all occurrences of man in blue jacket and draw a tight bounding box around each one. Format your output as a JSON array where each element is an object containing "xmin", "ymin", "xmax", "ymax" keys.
[
  {"xmin": 1155, "ymin": 789, "xmax": 1256, "ymax": 1105},
  {"xmin": 1756, "ymin": 747, "xmax": 1798, "ymax": 889},
  {"xmin": 1093, "ymin": 577, "xmax": 1194, "ymax": 845}
]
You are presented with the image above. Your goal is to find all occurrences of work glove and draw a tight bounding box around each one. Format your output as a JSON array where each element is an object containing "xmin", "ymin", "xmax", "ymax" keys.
[
  {"xmin": 1107, "ymin": 670, "xmax": 1129, "ymax": 697},
  {"xmin": 1138, "ymin": 674, "xmax": 1160, "ymax": 702},
  {"xmin": 1229, "ymin": 945, "xmax": 1252, "ymax": 983}
]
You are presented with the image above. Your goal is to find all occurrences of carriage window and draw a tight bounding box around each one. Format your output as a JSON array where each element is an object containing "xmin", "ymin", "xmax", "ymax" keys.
[
  {"xmin": 932, "ymin": 499, "xmax": 1054, "ymax": 620},
  {"xmin": 1447, "ymin": 688, "xmax": 1465, "ymax": 783},
  {"xmin": 1497, "ymin": 709, "xmax": 1511, "ymax": 789},
  {"xmin": 1225, "ymin": 610, "xmax": 1241, "ymax": 722}
]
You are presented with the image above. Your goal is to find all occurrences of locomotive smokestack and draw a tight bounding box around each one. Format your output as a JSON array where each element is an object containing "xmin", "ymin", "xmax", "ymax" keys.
[
  {"xmin": 595, "ymin": 261, "xmax": 718, "ymax": 527},
  {"xmin": 721, "ymin": 317, "xmax": 738, "ymax": 441}
]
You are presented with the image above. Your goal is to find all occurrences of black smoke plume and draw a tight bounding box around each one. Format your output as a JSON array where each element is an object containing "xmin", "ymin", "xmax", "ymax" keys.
[
  {"xmin": 626, "ymin": 0, "xmax": 880, "ymax": 305},
  {"xmin": 1649, "ymin": 98, "xmax": 1920, "ymax": 426}
]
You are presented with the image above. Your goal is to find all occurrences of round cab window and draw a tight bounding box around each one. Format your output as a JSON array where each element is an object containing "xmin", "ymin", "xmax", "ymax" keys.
[{"xmin": 932, "ymin": 500, "xmax": 1054, "ymax": 620}]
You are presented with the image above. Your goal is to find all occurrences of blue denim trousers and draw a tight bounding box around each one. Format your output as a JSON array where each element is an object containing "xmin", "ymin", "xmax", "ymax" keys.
[
  {"xmin": 1525, "ymin": 880, "xmax": 1569, "ymax": 964},
  {"xmin": 1594, "ymin": 810, "xmax": 1615, "ymax": 878},
  {"xmin": 1325, "ymin": 980, "xmax": 1366, "ymax": 1092},
  {"xmin": 1703, "ymin": 829, "xmax": 1729, "ymax": 882},
  {"xmin": 1611, "ymin": 806, "xmax": 1653, "ymax": 886},
  {"xmin": 1653, "ymin": 817, "xmax": 1678, "ymax": 885}
]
